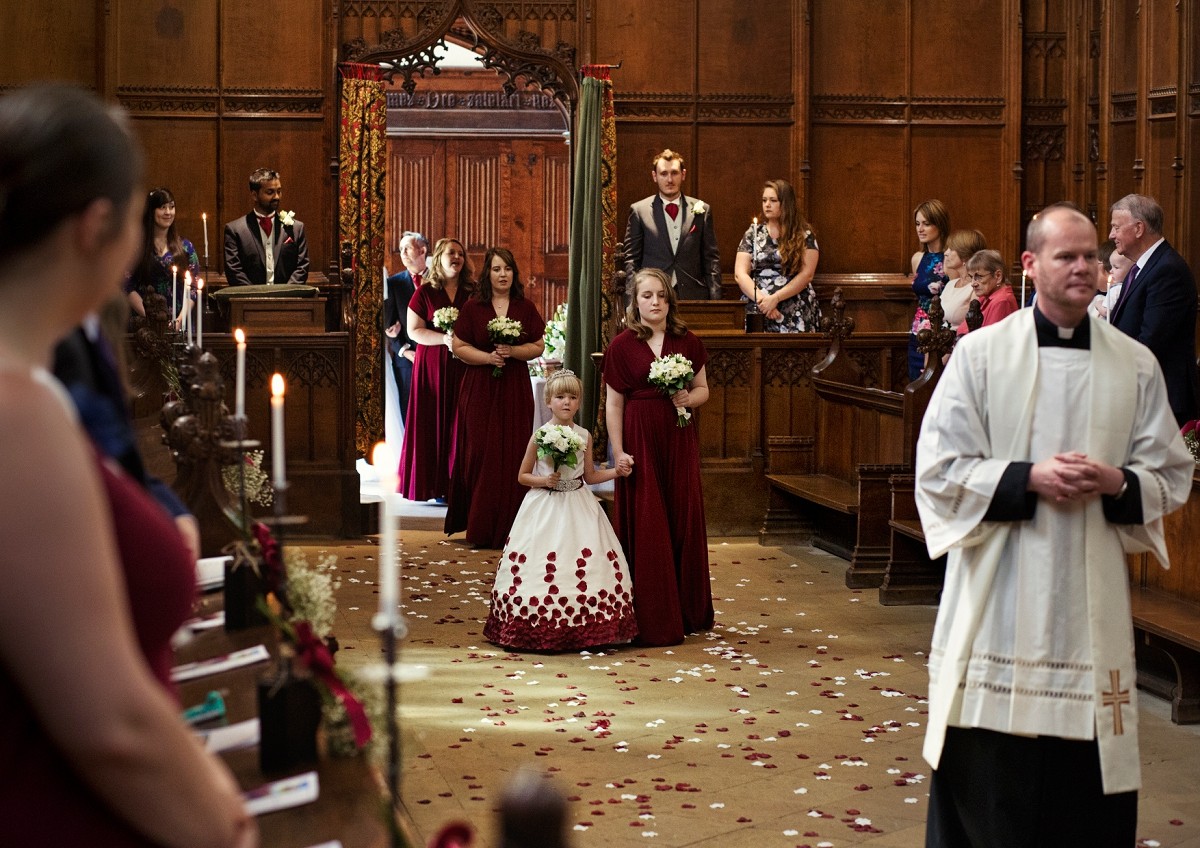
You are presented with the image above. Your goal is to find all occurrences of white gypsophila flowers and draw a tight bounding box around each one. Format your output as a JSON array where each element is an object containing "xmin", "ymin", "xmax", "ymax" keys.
[{"xmin": 432, "ymin": 306, "xmax": 459, "ymax": 332}]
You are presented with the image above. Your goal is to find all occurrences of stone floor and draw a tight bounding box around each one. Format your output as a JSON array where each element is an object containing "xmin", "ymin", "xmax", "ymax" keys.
[{"xmin": 306, "ymin": 512, "xmax": 1200, "ymax": 848}]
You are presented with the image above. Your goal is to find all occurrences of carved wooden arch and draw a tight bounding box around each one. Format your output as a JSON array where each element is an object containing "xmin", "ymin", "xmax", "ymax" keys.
[{"xmin": 340, "ymin": 1, "xmax": 579, "ymax": 123}]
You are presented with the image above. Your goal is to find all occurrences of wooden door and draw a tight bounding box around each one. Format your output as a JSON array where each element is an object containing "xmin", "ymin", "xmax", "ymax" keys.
[{"xmin": 386, "ymin": 136, "xmax": 570, "ymax": 322}]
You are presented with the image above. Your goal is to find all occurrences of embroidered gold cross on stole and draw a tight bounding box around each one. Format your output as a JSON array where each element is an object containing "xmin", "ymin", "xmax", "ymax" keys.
[{"xmin": 1101, "ymin": 669, "xmax": 1131, "ymax": 735}]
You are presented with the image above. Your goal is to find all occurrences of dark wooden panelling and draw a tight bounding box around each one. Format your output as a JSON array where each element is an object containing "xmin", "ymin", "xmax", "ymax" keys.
[
  {"xmin": 594, "ymin": 2, "xmax": 696, "ymax": 95},
  {"xmin": 696, "ymin": 0, "xmax": 792, "ymax": 95},
  {"xmin": 221, "ymin": 2, "xmax": 326, "ymax": 91},
  {"xmin": 130, "ymin": 119, "xmax": 220, "ymax": 264},
  {"xmin": 809, "ymin": 125, "xmax": 909, "ymax": 274},
  {"xmin": 0, "ymin": 2, "xmax": 97, "ymax": 88},
  {"xmin": 811, "ymin": 0, "xmax": 905, "ymax": 97},
  {"xmin": 115, "ymin": 2, "xmax": 218, "ymax": 90}
]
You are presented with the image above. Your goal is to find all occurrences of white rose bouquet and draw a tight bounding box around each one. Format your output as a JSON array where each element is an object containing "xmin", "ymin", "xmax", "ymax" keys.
[
  {"xmin": 648, "ymin": 352, "xmax": 695, "ymax": 427},
  {"xmin": 486, "ymin": 315, "xmax": 523, "ymax": 377},
  {"xmin": 535, "ymin": 424, "xmax": 584, "ymax": 473},
  {"xmin": 432, "ymin": 306, "xmax": 459, "ymax": 333}
]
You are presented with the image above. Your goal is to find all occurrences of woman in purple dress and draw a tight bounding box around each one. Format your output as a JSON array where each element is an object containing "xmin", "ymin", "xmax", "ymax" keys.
[
  {"xmin": 445, "ymin": 247, "xmax": 545, "ymax": 547},
  {"xmin": 604, "ymin": 268, "xmax": 714, "ymax": 646},
  {"xmin": 399, "ymin": 237, "xmax": 472, "ymax": 502}
]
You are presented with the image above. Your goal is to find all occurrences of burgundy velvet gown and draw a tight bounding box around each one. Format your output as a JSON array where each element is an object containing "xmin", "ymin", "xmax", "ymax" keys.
[
  {"xmin": 444, "ymin": 296, "xmax": 544, "ymax": 548},
  {"xmin": 399, "ymin": 283, "xmax": 470, "ymax": 501},
  {"xmin": 0, "ymin": 449, "xmax": 195, "ymax": 846},
  {"xmin": 603, "ymin": 328, "xmax": 714, "ymax": 646}
]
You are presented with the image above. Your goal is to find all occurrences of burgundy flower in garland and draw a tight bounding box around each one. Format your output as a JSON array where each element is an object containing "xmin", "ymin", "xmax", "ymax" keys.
[{"xmin": 252, "ymin": 521, "xmax": 284, "ymax": 593}]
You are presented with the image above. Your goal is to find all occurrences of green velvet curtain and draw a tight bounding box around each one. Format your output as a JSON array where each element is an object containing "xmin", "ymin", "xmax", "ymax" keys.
[
  {"xmin": 566, "ymin": 67, "xmax": 617, "ymax": 453},
  {"xmin": 338, "ymin": 63, "xmax": 387, "ymax": 457}
]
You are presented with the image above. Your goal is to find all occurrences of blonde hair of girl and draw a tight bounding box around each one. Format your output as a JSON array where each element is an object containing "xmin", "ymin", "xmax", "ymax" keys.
[{"xmin": 543, "ymin": 368, "xmax": 582, "ymax": 405}]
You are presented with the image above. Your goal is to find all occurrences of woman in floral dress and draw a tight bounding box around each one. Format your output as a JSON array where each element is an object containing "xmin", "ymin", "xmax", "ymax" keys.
[
  {"xmin": 734, "ymin": 179, "xmax": 821, "ymax": 332},
  {"xmin": 908, "ymin": 199, "xmax": 951, "ymax": 379}
]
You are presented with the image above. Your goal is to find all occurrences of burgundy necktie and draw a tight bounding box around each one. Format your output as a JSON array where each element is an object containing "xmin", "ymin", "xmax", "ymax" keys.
[
  {"xmin": 1112, "ymin": 263, "xmax": 1139, "ymax": 319},
  {"xmin": 259, "ymin": 215, "xmax": 273, "ymax": 236},
  {"xmin": 665, "ymin": 201, "xmax": 679, "ymax": 221}
]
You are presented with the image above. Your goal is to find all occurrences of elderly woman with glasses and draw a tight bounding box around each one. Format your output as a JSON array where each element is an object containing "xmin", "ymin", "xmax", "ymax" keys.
[{"xmin": 956, "ymin": 249, "xmax": 1018, "ymax": 335}]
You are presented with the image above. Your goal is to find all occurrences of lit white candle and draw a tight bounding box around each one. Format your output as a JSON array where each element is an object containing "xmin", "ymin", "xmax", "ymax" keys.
[
  {"xmin": 270, "ymin": 374, "xmax": 286, "ymax": 488},
  {"xmin": 195, "ymin": 278, "xmax": 204, "ymax": 347},
  {"xmin": 234, "ymin": 328, "xmax": 247, "ymax": 419},
  {"xmin": 202, "ymin": 212, "xmax": 209, "ymax": 262},
  {"xmin": 1020, "ymin": 269, "xmax": 1027, "ymax": 308},
  {"xmin": 372, "ymin": 441, "xmax": 399, "ymax": 625},
  {"xmin": 171, "ymin": 265, "xmax": 178, "ymax": 324},
  {"xmin": 183, "ymin": 271, "xmax": 192, "ymax": 342},
  {"xmin": 751, "ymin": 217, "xmax": 759, "ymax": 307}
]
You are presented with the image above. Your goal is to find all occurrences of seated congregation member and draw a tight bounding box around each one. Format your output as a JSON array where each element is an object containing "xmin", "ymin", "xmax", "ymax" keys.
[
  {"xmin": 383, "ymin": 230, "xmax": 429, "ymax": 427},
  {"xmin": 733, "ymin": 178, "xmax": 821, "ymax": 332},
  {"xmin": 445, "ymin": 247, "xmax": 545, "ymax": 548},
  {"xmin": 909, "ymin": 199, "xmax": 951, "ymax": 378},
  {"xmin": 938, "ymin": 229, "xmax": 987, "ymax": 328},
  {"xmin": 956, "ymin": 249, "xmax": 1018, "ymax": 336},
  {"xmin": 484, "ymin": 369, "xmax": 637, "ymax": 651},
  {"xmin": 916, "ymin": 203, "xmax": 1193, "ymax": 848},
  {"xmin": 604, "ymin": 268, "xmax": 713, "ymax": 647},
  {"xmin": 400, "ymin": 237, "xmax": 471, "ymax": 503},
  {"xmin": 126, "ymin": 186, "xmax": 198, "ymax": 329},
  {"xmin": 0, "ymin": 82, "xmax": 255, "ymax": 848},
  {"xmin": 223, "ymin": 167, "xmax": 308, "ymax": 286}
]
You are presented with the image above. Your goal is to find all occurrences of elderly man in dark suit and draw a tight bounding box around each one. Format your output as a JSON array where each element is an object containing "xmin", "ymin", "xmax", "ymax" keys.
[
  {"xmin": 623, "ymin": 148, "xmax": 722, "ymax": 302},
  {"xmin": 1107, "ymin": 193, "xmax": 1199, "ymax": 425},
  {"xmin": 223, "ymin": 167, "xmax": 309, "ymax": 286},
  {"xmin": 383, "ymin": 230, "xmax": 429, "ymax": 425}
]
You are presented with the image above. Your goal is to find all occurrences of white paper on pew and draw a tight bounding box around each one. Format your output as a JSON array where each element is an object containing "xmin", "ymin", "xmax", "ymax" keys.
[
  {"xmin": 183, "ymin": 610, "xmax": 226, "ymax": 632},
  {"xmin": 303, "ymin": 842, "xmax": 343, "ymax": 848},
  {"xmin": 243, "ymin": 770, "xmax": 320, "ymax": 816},
  {"xmin": 198, "ymin": 718, "xmax": 260, "ymax": 753},
  {"xmin": 170, "ymin": 644, "xmax": 270, "ymax": 682},
  {"xmin": 196, "ymin": 555, "xmax": 230, "ymax": 591}
]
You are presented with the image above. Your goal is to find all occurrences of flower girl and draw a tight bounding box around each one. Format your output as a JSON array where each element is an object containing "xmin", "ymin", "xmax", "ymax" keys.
[{"xmin": 484, "ymin": 370, "xmax": 637, "ymax": 651}]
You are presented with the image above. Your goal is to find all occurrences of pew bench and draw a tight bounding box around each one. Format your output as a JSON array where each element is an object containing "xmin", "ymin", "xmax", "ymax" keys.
[
  {"xmin": 878, "ymin": 472, "xmax": 946, "ymax": 605},
  {"xmin": 1130, "ymin": 586, "xmax": 1200, "ymax": 724}
]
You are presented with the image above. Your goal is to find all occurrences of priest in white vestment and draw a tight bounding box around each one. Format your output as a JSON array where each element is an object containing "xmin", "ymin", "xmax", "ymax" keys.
[{"xmin": 915, "ymin": 205, "xmax": 1193, "ymax": 847}]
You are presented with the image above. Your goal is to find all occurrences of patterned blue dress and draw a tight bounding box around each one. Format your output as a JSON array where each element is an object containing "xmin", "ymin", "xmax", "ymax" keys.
[
  {"xmin": 908, "ymin": 250, "xmax": 947, "ymax": 379},
  {"xmin": 736, "ymin": 226, "xmax": 822, "ymax": 332}
]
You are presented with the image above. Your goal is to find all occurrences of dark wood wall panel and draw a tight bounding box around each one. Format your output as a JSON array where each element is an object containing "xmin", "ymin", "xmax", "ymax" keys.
[
  {"xmin": 695, "ymin": 0, "xmax": 792, "ymax": 95},
  {"xmin": 115, "ymin": 2, "xmax": 218, "ymax": 90},
  {"xmin": 811, "ymin": 1, "xmax": 905, "ymax": 96},
  {"xmin": 697, "ymin": 124, "xmax": 792, "ymax": 263},
  {"xmin": 809, "ymin": 125, "xmax": 909, "ymax": 274},
  {"xmin": 0, "ymin": 2, "xmax": 97, "ymax": 87},
  {"xmin": 1147, "ymin": 0, "xmax": 1180, "ymax": 90},
  {"xmin": 222, "ymin": 2, "xmax": 326, "ymax": 91},
  {"xmin": 595, "ymin": 2, "xmax": 696, "ymax": 96},
  {"xmin": 914, "ymin": 126, "xmax": 1007, "ymax": 254},
  {"xmin": 131, "ymin": 119, "xmax": 220, "ymax": 262}
]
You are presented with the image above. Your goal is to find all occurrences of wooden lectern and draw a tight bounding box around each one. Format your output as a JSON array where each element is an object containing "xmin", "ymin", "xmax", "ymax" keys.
[{"xmin": 212, "ymin": 284, "xmax": 325, "ymax": 335}]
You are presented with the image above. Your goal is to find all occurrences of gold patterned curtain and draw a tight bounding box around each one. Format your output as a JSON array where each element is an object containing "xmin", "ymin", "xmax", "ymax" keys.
[{"xmin": 338, "ymin": 62, "xmax": 387, "ymax": 456}]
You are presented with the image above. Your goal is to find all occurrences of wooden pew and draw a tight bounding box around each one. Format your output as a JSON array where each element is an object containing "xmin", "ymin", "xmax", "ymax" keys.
[
  {"xmin": 1128, "ymin": 468, "xmax": 1200, "ymax": 724},
  {"xmin": 760, "ymin": 291, "xmax": 908, "ymax": 587}
]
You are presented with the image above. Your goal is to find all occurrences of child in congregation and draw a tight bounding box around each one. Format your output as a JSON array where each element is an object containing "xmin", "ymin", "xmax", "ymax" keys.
[{"xmin": 483, "ymin": 369, "xmax": 637, "ymax": 651}]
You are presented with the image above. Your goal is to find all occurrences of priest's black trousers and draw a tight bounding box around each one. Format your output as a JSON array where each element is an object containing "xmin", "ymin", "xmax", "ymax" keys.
[{"xmin": 926, "ymin": 726, "xmax": 1137, "ymax": 848}]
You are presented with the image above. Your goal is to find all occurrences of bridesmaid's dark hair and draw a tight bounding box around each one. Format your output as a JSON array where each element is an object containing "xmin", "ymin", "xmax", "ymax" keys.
[
  {"xmin": 130, "ymin": 187, "xmax": 184, "ymax": 293},
  {"xmin": 476, "ymin": 246, "xmax": 525, "ymax": 302},
  {"xmin": 0, "ymin": 83, "xmax": 142, "ymax": 266},
  {"xmin": 624, "ymin": 268, "xmax": 688, "ymax": 340}
]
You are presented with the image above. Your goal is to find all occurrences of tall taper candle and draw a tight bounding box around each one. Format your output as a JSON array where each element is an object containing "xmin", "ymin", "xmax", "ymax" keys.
[
  {"xmin": 183, "ymin": 271, "xmax": 192, "ymax": 342},
  {"xmin": 195, "ymin": 279, "xmax": 204, "ymax": 347},
  {"xmin": 372, "ymin": 441, "xmax": 399, "ymax": 626},
  {"xmin": 1020, "ymin": 269, "xmax": 1027, "ymax": 308},
  {"xmin": 171, "ymin": 265, "xmax": 178, "ymax": 324},
  {"xmin": 270, "ymin": 374, "xmax": 286, "ymax": 488},
  {"xmin": 202, "ymin": 212, "xmax": 209, "ymax": 263},
  {"xmin": 234, "ymin": 328, "xmax": 247, "ymax": 419}
]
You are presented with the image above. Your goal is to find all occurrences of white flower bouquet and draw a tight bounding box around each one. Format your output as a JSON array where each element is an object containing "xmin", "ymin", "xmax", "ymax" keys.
[
  {"xmin": 648, "ymin": 352, "xmax": 695, "ymax": 427},
  {"xmin": 432, "ymin": 306, "xmax": 459, "ymax": 333},
  {"xmin": 535, "ymin": 424, "xmax": 584, "ymax": 472},
  {"xmin": 486, "ymin": 315, "xmax": 523, "ymax": 377}
]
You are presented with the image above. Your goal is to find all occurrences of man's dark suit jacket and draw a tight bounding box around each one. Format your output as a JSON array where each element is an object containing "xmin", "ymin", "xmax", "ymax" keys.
[
  {"xmin": 623, "ymin": 194, "xmax": 721, "ymax": 301},
  {"xmin": 223, "ymin": 212, "xmax": 309, "ymax": 286},
  {"xmin": 1109, "ymin": 239, "xmax": 1200, "ymax": 424},
  {"xmin": 382, "ymin": 270, "xmax": 418, "ymax": 424}
]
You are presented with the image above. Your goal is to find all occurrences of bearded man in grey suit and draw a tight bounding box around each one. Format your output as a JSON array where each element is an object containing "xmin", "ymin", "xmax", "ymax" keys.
[
  {"xmin": 623, "ymin": 149, "xmax": 722, "ymax": 302},
  {"xmin": 223, "ymin": 167, "xmax": 309, "ymax": 286}
]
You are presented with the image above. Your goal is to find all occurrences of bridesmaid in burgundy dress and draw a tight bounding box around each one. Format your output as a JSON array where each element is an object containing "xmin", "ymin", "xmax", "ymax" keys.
[
  {"xmin": 444, "ymin": 247, "xmax": 545, "ymax": 547},
  {"xmin": 604, "ymin": 268, "xmax": 714, "ymax": 646},
  {"xmin": 399, "ymin": 237, "xmax": 472, "ymax": 502}
]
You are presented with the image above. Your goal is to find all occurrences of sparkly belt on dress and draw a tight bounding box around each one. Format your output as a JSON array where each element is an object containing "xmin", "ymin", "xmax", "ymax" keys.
[{"xmin": 550, "ymin": 478, "xmax": 583, "ymax": 492}]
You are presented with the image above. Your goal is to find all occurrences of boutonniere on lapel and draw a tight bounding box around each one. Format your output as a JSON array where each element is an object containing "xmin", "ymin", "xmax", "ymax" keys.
[
  {"xmin": 688, "ymin": 200, "xmax": 705, "ymax": 234},
  {"xmin": 279, "ymin": 210, "xmax": 296, "ymax": 227}
]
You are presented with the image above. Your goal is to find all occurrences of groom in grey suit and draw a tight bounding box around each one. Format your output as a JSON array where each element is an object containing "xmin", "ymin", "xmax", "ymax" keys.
[
  {"xmin": 223, "ymin": 167, "xmax": 309, "ymax": 286},
  {"xmin": 623, "ymin": 149, "xmax": 722, "ymax": 301}
]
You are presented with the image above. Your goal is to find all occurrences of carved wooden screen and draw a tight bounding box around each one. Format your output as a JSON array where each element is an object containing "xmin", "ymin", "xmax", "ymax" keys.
[{"xmin": 387, "ymin": 137, "xmax": 569, "ymax": 320}]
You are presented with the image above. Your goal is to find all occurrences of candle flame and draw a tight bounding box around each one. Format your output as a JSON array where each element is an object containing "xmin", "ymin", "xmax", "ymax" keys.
[
  {"xmin": 196, "ymin": 278, "xmax": 204, "ymax": 291},
  {"xmin": 202, "ymin": 212, "xmax": 207, "ymax": 222},
  {"xmin": 234, "ymin": 328, "xmax": 246, "ymax": 344},
  {"xmin": 184, "ymin": 270, "xmax": 192, "ymax": 284},
  {"xmin": 753, "ymin": 217, "xmax": 758, "ymax": 226},
  {"xmin": 271, "ymin": 373, "xmax": 285, "ymax": 398},
  {"xmin": 171, "ymin": 264, "xmax": 177, "ymax": 273}
]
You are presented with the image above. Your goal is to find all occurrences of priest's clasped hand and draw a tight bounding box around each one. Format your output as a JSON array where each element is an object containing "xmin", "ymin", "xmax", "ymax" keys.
[{"xmin": 1028, "ymin": 452, "xmax": 1126, "ymax": 503}]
